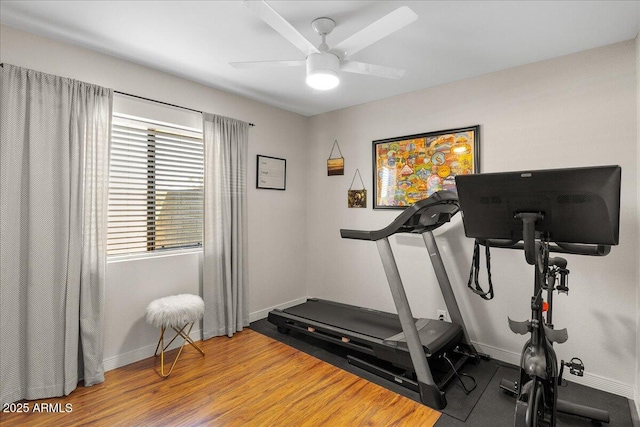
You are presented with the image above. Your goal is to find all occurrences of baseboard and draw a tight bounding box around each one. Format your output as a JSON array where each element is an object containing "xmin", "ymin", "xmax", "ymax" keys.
[
  {"xmin": 102, "ymin": 297, "xmax": 306, "ymax": 372},
  {"xmin": 248, "ymin": 296, "xmax": 308, "ymax": 323},
  {"xmin": 474, "ymin": 340, "xmax": 636, "ymax": 400},
  {"xmin": 103, "ymin": 329, "xmax": 201, "ymax": 372}
]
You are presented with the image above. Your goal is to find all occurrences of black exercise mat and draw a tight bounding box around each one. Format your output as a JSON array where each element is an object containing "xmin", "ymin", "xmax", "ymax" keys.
[
  {"xmin": 250, "ymin": 318, "xmax": 498, "ymax": 422},
  {"xmin": 434, "ymin": 364, "xmax": 634, "ymax": 426}
]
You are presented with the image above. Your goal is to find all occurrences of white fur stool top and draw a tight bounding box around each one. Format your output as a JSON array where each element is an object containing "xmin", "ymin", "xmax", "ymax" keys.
[{"xmin": 145, "ymin": 294, "xmax": 204, "ymax": 329}]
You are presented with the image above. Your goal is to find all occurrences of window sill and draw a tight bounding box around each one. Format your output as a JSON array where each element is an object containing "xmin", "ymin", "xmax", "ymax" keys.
[{"xmin": 107, "ymin": 247, "xmax": 203, "ymax": 264}]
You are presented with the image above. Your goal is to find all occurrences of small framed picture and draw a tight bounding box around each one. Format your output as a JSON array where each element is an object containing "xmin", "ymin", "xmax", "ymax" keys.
[
  {"xmin": 327, "ymin": 140, "xmax": 344, "ymax": 176},
  {"xmin": 327, "ymin": 157, "xmax": 345, "ymax": 176},
  {"xmin": 257, "ymin": 155, "xmax": 286, "ymax": 190},
  {"xmin": 348, "ymin": 189, "xmax": 366, "ymax": 208}
]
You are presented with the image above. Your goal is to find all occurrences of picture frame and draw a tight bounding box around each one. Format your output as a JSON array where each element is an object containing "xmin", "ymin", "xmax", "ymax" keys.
[
  {"xmin": 348, "ymin": 189, "xmax": 367, "ymax": 208},
  {"xmin": 256, "ymin": 155, "xmax": 286, "ymax": 190},
  {"xmin": 348, "ymin": 168, "xmax": 366, "ymax": 208},
  {"xmin": 372, "ymin": 125, "xmax": 480, "ymax": 209},
  {"xmin": 327, "ymin": 157, "xmax": 344, "ymax": 176},
  {"xmin": 327, "ymin": 140, "xmax": 344, "ymax": 176}
]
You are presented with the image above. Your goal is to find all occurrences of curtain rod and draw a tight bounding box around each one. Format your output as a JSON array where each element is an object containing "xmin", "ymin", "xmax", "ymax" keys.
[
  {"xmin": 0, "ymin": 65, "xmax": 254, "ymax": 127},
  {"xmin": 115, "ymin": 90, "xmax": 255, "ymax": 127}
]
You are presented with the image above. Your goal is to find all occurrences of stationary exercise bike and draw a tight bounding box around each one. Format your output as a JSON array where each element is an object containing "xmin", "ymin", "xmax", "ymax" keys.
[
  {"xmin": 492, "ymin": 214, "xmax": 610, "ymax": 425},
  {"xmin": 455, "ymin": 165, "xmax": 621, "ymax": 427}
]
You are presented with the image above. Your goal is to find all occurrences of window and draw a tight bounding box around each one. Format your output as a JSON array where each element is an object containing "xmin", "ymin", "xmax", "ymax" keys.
[{"xmin": 107, "ymin": 114, "xmax": 204, "ymax": 256}]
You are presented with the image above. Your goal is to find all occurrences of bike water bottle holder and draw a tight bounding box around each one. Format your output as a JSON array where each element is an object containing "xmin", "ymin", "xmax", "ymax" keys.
[{"xmin": 557, "ymin": 268, "xmax": 570, "ymax": 294}]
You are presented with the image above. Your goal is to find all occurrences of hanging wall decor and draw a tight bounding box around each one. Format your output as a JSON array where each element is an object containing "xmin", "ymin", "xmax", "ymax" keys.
[
  {"xmin": 372, "ymin": 125, "xmax": 480, "ymax": 209},
  {"xmin": 347, "ymin": 168, "xmax": 367, "ymax": 208},
  {"xmin": 257, "ymin": 155, "xmax": 286, "ymax": 190},
  {"xmin": 327, "ymin": 140, "xmax": 344, "ymax": 176}
]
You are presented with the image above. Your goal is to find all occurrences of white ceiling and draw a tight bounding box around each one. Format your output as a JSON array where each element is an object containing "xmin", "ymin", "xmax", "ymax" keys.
[{"xmin": 1, "ymin": 1, "xmax": 639, "ymax": 116}]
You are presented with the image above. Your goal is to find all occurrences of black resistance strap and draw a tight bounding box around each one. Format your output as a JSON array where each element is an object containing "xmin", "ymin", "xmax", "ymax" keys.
[{"xmin": 467, "ymin": 240, "xmax": 494, "ymax": 300}]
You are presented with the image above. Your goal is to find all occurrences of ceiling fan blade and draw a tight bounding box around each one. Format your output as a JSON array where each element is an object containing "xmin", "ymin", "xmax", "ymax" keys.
[
  {"xmin": 243, "ymin": 1, "xmax": 319, "ymax": 55},
  {"xmin": 230, "ymin": 60, "xmax": 306, "ymax": 68},
  {"xmin": 340, "ymin": 60, "xmax": 406, "ymax": 79},
  {"xmin": 333, "ymin": 6, "xmax": 418, "ymax": 58}
]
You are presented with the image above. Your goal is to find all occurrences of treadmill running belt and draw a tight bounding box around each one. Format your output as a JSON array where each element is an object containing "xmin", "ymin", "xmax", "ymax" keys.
[{"xmin": 283, "ymin": 299, "xmax": 404, "ymax": 340}]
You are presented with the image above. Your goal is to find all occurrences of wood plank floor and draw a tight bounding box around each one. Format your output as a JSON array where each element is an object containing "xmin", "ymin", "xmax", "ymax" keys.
[{"xmin": 1, "ymin": 329, "xmax": 440, "ymax": 426}]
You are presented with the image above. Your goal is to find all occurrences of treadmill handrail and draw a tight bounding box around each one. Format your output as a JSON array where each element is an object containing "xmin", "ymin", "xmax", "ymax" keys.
[{"xmin": 340, "ymin": 191, "xmax": 460, "ymax": 241}]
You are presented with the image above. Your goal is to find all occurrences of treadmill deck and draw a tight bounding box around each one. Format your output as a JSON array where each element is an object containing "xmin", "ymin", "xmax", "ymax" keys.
[{"xmin": 276, "ymin": 298, "xmax": 462, "ymax": 355}]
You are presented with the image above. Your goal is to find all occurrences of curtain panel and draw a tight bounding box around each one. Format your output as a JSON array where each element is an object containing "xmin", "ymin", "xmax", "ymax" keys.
[
  {"xmin": 202, "ymin": 113, "xmax": 249, "ymax": 339},
  {"xmin": 0, "ymin": 64, "xmax": 112, "ymax": 404}
]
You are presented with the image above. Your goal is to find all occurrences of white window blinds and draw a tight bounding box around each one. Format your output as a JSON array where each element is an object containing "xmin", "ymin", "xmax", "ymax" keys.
[{"xmin": 107, "ymin": 114, "xmax": 204, "ymax": 256}]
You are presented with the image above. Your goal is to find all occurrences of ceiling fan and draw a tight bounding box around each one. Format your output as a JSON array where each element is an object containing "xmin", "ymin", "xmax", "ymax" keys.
[{"xmin": 230, "ymin": 1, "xmax": 418, "ymax": 90}]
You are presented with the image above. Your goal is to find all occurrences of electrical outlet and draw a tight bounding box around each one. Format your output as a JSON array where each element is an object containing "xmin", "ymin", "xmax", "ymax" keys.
[{"xmin": 437, "ymin": 309, "xmax": 448, "ymax": 322}]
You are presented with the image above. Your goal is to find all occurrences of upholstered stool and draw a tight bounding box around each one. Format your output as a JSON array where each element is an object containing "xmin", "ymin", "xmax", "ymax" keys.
[{"xmin": 145, "ymin": 294, "xmax": 205, "ymax": 377}]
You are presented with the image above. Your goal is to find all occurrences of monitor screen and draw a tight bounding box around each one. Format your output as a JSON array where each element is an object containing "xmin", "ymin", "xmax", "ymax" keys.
[{"xmin": 455, "ymin": 165, "xmax": 621, "ymax": 245}]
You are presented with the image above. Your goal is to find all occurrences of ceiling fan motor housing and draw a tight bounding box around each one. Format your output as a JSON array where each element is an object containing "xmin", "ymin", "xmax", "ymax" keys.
[{"xmin": 307, "ymin": 52, "xmax": 339, "ymax": 75}]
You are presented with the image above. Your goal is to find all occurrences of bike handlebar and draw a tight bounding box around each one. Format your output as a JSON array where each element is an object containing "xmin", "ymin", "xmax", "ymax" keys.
[{"xmin": 476, "ymin": 239, "xmax": 611, "ymax": 257}]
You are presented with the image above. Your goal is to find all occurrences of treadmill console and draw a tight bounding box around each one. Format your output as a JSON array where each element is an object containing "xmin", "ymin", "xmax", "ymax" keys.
[{"xmin": 341, "ymin": 190, "xmax": 460, "ymax": 241}]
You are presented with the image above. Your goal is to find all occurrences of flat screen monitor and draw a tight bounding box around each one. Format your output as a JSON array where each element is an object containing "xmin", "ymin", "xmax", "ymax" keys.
[{"xmin": 455, "ymin": 165, "xmax": 621, "ymax": 245}]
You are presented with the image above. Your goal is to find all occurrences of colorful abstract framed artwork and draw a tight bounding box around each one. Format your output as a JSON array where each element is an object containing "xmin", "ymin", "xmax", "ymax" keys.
[{"xmin": 372, "ymin": 125, "xmax": 480, "ymax": 209}]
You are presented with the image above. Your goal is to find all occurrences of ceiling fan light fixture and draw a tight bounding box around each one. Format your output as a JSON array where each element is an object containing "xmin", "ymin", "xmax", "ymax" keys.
[
  {"xmin": 306, "ymin": 70, "xmax": 339, "ymax": 90},
  {"xmin": 306, "ymin": 52, "xmax": 340, "ymax": 90}
]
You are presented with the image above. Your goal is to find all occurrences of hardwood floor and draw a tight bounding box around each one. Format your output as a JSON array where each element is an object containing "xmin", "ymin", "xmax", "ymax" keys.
[{"xmin": 1, "ymin": 329, "xmax": 440, "ymax": 426}]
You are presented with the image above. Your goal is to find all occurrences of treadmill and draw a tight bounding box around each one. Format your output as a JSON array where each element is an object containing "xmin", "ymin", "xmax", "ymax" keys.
[{"xmin": 268, "ymin": 191, "xmax": 481, "ymax": 409}]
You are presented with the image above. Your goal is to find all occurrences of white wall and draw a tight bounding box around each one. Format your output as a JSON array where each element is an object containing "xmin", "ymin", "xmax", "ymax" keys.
[
  {"xmin": 2, "ymin": 22, "xmax": 638, "ymax": 403},
  {"xmin": 635, "ymin": 32, "xmax": 640, "ymax": 418},
  {"xmin": 307, "ymin": 40, "xmax": 639, "ymax": 399},
  {"xmin": 0, "ymin": 24, "xmax": 310, "ymax": 369},
  {"xmin": 104, "ymin": 251, "xmax": 203, "ymax": 368}
]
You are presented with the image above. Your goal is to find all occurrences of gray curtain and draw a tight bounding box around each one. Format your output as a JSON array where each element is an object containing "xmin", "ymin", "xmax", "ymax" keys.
[
  {"xmin": 202, "ymin": 113, "xmax": 249, "ymax": 339},
  {"xmin": 0, "ymin": 64, "xmax": 112, "ymax": 404}
]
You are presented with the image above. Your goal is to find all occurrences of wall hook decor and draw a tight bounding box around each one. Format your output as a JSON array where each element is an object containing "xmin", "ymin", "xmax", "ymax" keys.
[
  {"xmin": 327, "ymin": 139, "xmax": 344, "ymax": 176},
  {"xmin": 348, "ymin": 168, "xmax": 366, "ymax": 208}
]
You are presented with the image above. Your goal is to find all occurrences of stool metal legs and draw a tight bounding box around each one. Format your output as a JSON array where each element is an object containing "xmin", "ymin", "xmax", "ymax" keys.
[{"xmin": 153, "ymin": 322, "xmax": 205, "ymax": 378}]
